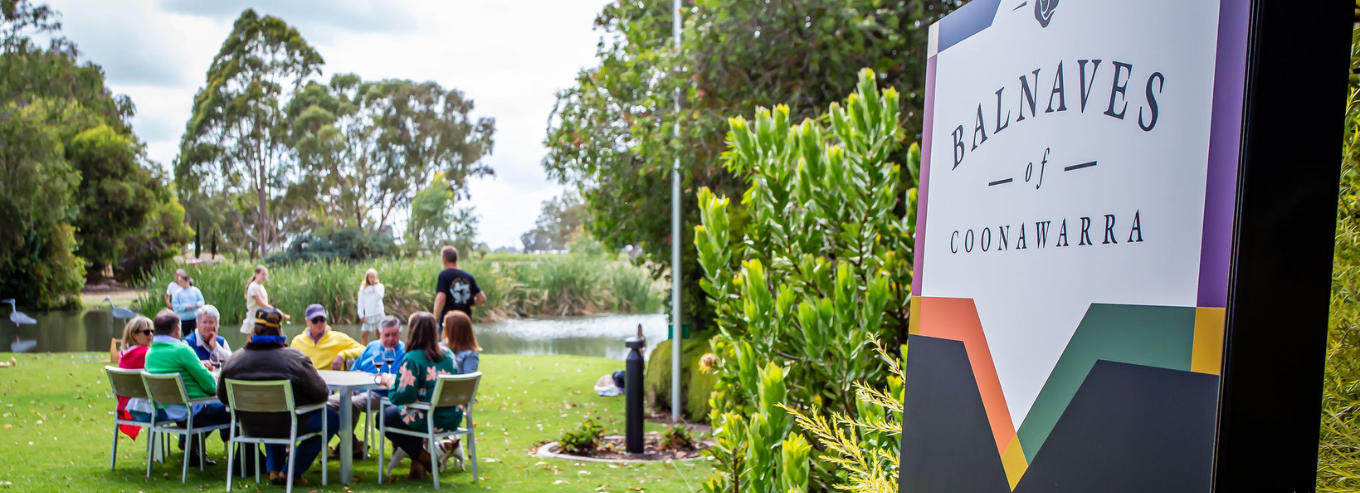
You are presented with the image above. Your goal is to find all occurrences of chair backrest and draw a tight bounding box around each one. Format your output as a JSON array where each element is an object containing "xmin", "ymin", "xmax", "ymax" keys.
[
  {"xmin": 224, "ymin": 379, "xmax": 295, "ymax": 413},
  {"xmin": 432, "ymin": 371, "xmax": 482, "ymax": 408},
  {"xmin": 141, "ymin": 371, "xmax": 190, "ymax": 406},
  {"xmin": 105, "ymin": 366, "xmax": 148, "ymax": 400}
]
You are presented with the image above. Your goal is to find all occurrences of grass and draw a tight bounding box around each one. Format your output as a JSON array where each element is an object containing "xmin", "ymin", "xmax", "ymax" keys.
[
  {"xmin": 132, "ymin": 254, "xmax": 665, "ymax": 325},
  {"xmin": 0, "ymin": 353, "xmax": 711, "ymax": 492}
]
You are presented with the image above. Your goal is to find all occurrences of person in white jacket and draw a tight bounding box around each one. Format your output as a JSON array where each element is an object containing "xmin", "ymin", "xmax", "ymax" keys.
[{"xmin": 357, "ymin": 268, "xmax": 386, "ymax": 345}]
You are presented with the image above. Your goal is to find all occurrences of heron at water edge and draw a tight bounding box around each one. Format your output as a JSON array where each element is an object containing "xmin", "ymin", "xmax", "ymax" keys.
[
  {"xmin": 3, "ymin": 299, "xmax": 37, "ymax": 353},
  {"xmin": 102, "ymin": 296, "xmax": 138, "ymax": 320},
  {"xmin": 2, "ymin": 299, "xmax": 36, "ymax": 326}
]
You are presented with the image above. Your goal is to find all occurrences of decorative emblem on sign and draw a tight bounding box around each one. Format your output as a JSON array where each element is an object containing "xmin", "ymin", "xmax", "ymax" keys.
[{"xmin": 1034, "ymin": 0, "xmax": 1058, "ymax": 27}]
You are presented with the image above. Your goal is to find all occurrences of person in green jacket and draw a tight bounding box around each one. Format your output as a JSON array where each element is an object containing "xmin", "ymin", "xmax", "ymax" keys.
[
  {"xmin": 382, "ymin": 311, "xmax": 463, "ymax": 481},
  {"xmin": 145, "ymin": 309, "xmax": 230, "ymax": 466}
]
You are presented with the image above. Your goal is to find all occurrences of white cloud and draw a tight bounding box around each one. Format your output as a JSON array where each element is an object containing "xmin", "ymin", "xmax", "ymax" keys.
[{"xmin": 42, "ymin": 0, "xmax": 609, "ymax": 248}]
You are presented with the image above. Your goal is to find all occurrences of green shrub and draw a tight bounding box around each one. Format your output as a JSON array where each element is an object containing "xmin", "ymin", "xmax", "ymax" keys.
[
  {"xmin": 695, "ymin": 70, "xmax": 911, "ymax": 491},
  {"xmin": 558, "ymin": 420, "xmax": 605, "ymax": 455},
  {"xmin": 264, "ymin": 227, "xmax": 398, "ymax": 266},
  {"xmin": 659, "ymin": 424, "xmax": 697, "ymax": 451},
  {"xmin": 645, "ymin": 335, "xmax": 719, "ymax": 421}
]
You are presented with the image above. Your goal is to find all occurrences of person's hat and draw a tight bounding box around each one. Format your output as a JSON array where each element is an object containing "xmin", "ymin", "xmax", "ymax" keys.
[
  {"xmin": 254, "ymin": 307, "xmax": 283, "ymax": 329},
  {"xmin": 304, "ymin": 304, "xmax": 327, "ymax": 321}
]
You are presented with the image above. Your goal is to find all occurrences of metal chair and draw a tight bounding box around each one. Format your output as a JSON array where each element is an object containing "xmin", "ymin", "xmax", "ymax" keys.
[
  {"xmin": 104, "ymin": 366, "xmax": 160, "ymax": 471},
  {"xmin": 140, "ymin": 371, "xmax": 231, "ymax": 483},
  {"xmin": 222, "ymin": 379, "xmax": 328, "ymax": 493},
  {"xmin": 379, "ymin": 371, "xmax": 482, "ymax": 488}
]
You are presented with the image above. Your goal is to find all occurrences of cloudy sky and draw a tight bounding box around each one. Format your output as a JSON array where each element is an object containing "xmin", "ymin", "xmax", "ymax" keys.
[{"xmin": 43, "ymin": 0, "xmax": 611, "ymax": 249}]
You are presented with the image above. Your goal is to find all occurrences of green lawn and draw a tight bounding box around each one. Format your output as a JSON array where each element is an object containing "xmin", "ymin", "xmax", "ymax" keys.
[{"xmin": 0, "ymin": 353, "xmax": 710, "ymax": 492}]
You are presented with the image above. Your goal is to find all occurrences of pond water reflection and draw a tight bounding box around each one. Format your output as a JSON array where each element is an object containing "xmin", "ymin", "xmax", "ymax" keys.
[{"xmin": 0, "ymin": 310, "xmax": 668, "ymax": 361}]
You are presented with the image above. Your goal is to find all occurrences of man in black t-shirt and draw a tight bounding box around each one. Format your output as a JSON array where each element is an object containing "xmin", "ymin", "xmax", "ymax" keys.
[{"xmin": 434, "ymin": 246, "xmax": 485, "ymax": 328}]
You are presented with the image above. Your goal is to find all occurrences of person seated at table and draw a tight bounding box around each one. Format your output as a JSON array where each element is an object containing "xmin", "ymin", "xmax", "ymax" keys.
[
  {"xmin": 117, "ymin": 315, "xmax": 157, "ymax": 439},
  {"xmin": 182, "ymin": 305, "xmax": 231, "ymax": 366},
  {"xmin": 145, "ymin": 309, "xmax": 230, "ymax": 466},
  {"xmin": 326, "ymin": 315, "xmax": 404, "ymax": 459},
  {"xmin": 217, "ymin": 308, "xmax": 339, "ymax": 486},
  {"xmin": 443, "ymin": 310, "xmax": 481, "ymax": 374},
  {"xmin": 289, "ymin": 304, "xmax": 365, "ymax": 371},
  {"xmin": 382, "ymin": 311, "xmax": 462, "ymax": 481}
]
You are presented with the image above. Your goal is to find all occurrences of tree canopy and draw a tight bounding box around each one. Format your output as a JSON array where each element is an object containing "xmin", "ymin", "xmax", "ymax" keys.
[
  {"xmin": 543, "ymin": 0, "xmax": 961, "ymax": 329},
  {"xmin": 521, "ymin": 191, "xmax": 585, "ymax": 253},
  {"xmin": 179, "ymin": 11, "xmax": 496, "ymax": 259},
  {"xmin": 176, "ymin": 8, "xmax": 325, "ymax": 259},
  {"xmin": 0, "ymin": 0, "xmax": 189, "ymax": 306}
]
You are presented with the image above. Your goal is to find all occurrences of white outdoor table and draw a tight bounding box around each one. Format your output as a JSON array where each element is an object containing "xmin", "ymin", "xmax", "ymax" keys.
[{"xmin": 316, "ymin": 370, "xmax": 382, "ymax": 485}]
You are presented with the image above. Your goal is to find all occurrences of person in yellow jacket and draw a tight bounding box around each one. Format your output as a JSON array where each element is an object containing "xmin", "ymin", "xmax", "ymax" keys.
[{"xmin": 290, "ymin": 304, "xmax": 365, "ymax": 370}]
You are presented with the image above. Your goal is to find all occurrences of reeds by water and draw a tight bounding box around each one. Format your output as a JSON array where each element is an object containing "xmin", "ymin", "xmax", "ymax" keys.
[{"xmin": 135, "ymin": 253, "xmax": 664, "ymax": 324}]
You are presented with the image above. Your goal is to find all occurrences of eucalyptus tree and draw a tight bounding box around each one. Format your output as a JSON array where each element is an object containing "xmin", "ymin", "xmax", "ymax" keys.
[
  {"xmin": 287, "ymin": 75, "xmax": 496, "ymax": 237},
  {"xmin": 287, "ymin": 73, "xmax": 379, "ymax": 229},
  {"xmin": 544, "ymin": 0, "xmax": 962, "ymax": 331},
  {"xmin": 176, "ymin": 9, "xmax": 324, "ymax": 258},
  {"xmin": 371, "ymin": 80, "xmax": 496, "ymax": 232}
]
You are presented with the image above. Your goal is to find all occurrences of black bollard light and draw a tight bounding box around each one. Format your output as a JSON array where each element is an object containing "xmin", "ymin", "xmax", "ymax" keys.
[{"xmin": 625, "ymin": 335, "xmax": 646, "ymax": 454}]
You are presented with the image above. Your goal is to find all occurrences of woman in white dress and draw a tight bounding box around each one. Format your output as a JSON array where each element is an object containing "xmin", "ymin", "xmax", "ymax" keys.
[
  {"xmin": 241, "ymin": 265, "xmax": 290, "ymax": 333},
  {"xmin": 357, "ymin": 268, "xmax": 386, "ymax": 345}
]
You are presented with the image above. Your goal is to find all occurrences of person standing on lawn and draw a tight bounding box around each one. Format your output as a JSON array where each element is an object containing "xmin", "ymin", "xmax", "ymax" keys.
[
  {"xmin": 145, "ymin": 309, "xmax": 230, "ymax": 466},
  {"xmin": 170, "ymin": 276, "xmax": 205, "ymax": 335},
  {"xmin": 217, "ymin": 308, "xmax": 339, "ymax": 486},
  {"xmin": 164, "ymin": 269, "xmax": 186, "ymax": 310},
  {"xmin": 357, "ymin": 268, "xmax": 386, "ymax": 345},
  {"xmin": 241, "ymin": 265, "xmax": 289, "ymax": 333},
  {"xmin": 289, "ymin": 304, "xmax": 365, "ymax": 371},
  {"xmin": 433, "ymin": 246, "xmax": 485, "ymax": 330}
]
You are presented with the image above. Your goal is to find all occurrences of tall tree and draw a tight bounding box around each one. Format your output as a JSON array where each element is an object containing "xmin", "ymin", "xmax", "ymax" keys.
[
  {"xmin": 1, "ymin": 0, "xmax": 188, "ymax": 304},
  {"xmin": 287, "ymin": 75, "xmax": 496, "ymax": 233},
  {"xmin": 287, "ymin": 73, "xmax": 379, "ymax": 229},
  {"xmin": 521, "ymin": 191, "xmax": 585, "ymax": 253},
  {"xmin": 405, "ymin": 171, "xmax": 479, "ymax": 255},
  {"xmin": 543, "ymin": 0, "xmax": 962, "ymax": 330},
  {"xmin": 373, "ymin": 80, "xmax": 496, "ymax": 231},
  {"xmin": 176, "ymin": 9, "xmax": 324, "ymax": 258}
]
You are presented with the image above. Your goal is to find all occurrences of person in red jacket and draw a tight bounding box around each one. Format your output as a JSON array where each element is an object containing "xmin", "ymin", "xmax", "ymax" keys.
[{"xmin": 116, "ymin": 315, "xmax": 155, "ymax": 439}]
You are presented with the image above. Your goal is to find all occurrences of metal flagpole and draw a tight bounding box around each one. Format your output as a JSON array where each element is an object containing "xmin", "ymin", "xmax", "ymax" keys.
[{"xmin": 670, "ymin": 0, "xmax": 683, "ymax": 424}]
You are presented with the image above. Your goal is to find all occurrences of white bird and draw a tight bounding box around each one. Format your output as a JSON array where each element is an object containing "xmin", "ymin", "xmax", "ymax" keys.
[
  {"xmin": 4, "ymin": 299, "xmax": 37, "ymax": 353},
  {"xmin": 2, "ymin": 299, "xmax": 36, "ymax": 326},
  {"xmin": 102, "ymin": 296, "xmax": 138, "ymax": 320}
]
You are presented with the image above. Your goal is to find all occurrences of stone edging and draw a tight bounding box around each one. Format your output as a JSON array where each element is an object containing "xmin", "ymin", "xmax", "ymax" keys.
[{"xmin": 533, "ymin": 437, "xmax": 711, "ymax": 464}]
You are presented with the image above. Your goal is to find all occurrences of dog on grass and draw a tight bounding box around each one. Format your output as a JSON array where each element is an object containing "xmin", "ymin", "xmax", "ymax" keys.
[{"xmin": 387, "ymin": 437, "xmax": 465, "ymax": 473}]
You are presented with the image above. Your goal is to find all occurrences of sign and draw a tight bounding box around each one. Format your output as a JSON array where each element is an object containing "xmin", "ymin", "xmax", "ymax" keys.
[{"xmin": 902, "ymin": 0, "xmax": 1351, "ymax": 491}]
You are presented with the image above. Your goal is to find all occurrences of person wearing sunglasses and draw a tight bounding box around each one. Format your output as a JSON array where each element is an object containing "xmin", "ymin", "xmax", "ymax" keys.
[
  {"xmin": 288, "ymin": 304, "xmax": 365, "ymax": 371},
  {"xmin": 116, "ymin": 316, "xmax": 157, "ymax": 439}
]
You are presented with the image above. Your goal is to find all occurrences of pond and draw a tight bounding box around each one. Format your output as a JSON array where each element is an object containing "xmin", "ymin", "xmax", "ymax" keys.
[{"xmin": 0, "ymin": 310, "xmax": 669, "ymax": 361}]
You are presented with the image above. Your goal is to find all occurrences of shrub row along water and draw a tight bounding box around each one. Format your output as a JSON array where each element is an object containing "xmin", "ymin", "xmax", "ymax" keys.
[{"xmin": 134, "ymin": 253, "xmax": 665, "ymax": 324}]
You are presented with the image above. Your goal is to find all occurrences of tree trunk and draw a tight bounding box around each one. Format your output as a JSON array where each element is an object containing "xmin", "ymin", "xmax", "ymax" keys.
[{"xmin": 258, "ymin": 162, "xmax": 268, "ymax": 259}]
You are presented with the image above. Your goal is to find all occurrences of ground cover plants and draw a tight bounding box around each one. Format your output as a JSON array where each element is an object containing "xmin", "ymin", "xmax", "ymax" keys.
[{"xmin": 0, "ymin": 352, "xmax": 709, "ymax": 492}]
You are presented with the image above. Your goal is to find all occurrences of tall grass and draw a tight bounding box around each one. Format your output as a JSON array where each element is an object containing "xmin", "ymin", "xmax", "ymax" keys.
[{"xmin": 134, "ymin": 254, "xmax": 664, "ymax": 324}]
